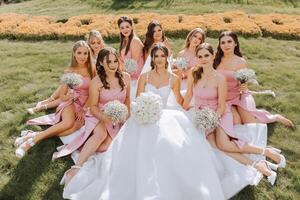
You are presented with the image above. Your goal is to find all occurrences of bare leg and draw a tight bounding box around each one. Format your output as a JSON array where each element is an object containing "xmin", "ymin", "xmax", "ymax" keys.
[
  {"xmin": 215, "ymin": 127, "xmax": 282, "ymax": 164},
  {"xmin": 64, "ymin": 123, "xmax": 108, "ymax": 184},
  {"xmin": 207, "ymin": 131, "xmax": 272, "ymax": 176},
  {"xmin": 57, "ymin": 119, "xmax": 84, "ymax": 137},
  {"xmin": 231, "ymin": 106, "xmax": 242, "ymax": 125},
  {"xmin": 33, "ymin": 105, "xmax": 76, "ymax": 143},
  {"xmin": 97, "ymin": 135, "xmax": 112, "ymax": 152},
  {"xmin": 237, "ymin": 106, "xmax": 260, "ymax": 124}
]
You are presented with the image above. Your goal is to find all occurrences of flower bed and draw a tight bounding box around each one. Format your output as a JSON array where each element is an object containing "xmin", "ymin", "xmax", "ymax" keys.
[{"xmin": 0, "ymin": 11, "xmax": 299, "ymax": 40}]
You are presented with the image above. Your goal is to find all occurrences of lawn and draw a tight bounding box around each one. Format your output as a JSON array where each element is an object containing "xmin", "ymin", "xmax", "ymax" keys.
[{"xmin": 0, "ymin": 0, "xmax": 299, "ymax": 200}]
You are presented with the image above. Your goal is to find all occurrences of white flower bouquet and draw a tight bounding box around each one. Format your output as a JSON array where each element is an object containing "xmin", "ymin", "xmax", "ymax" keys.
[
  {"xmin": 131, "ymin": 92, "xmax": 163, "ymax": 124},
  {"xmin": 193, "ymin": 107, "xmax": 219, "ymax": 133},
  {"xmin": 103, "ymin": 100, "xmax": 129, "ymax": 124},
  {"xmin": 125, "ymin": 58, "xmax": 138, "ymax": 74},
  {"xmin": 234, "ymin": 68, "xmax": 258, "ymax": 85},
  {"xmin": 174, "ymin": 57, "xmax": 188, "ymax": 70},
  {"xmin": 60, "ymin": 73, "xmax": 83, "ymax": 89}
]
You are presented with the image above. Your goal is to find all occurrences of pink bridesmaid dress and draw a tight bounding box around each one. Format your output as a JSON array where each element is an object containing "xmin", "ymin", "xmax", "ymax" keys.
[
  {"xmin": 121, "ymin": 49, "xmax": 144, "ymax": 80},
  {"xmin": 181, "ymin": 52, "xmax": 199, "ymax": 70},
  {"xmin": 193, "ymin": 83, "xmax": 245, "ymax": 147},
  {"xmin": 218, "ymin": 69, "xmax": 277, "ymax": 123},
  {"xmin": 53, "ymin": 87, "xmax": 127, "ymax": 159},
  {"xmin": 27, "ymin": 76, "xmax": 91, "ymax": 125}
]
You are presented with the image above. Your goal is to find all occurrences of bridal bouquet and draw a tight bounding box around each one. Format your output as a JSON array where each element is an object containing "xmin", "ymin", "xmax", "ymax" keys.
[
  {"xmin": 131, "ymin": 92, "xmax": 163, "ymax": 124},
  {"xmin": 60, "ymin": 72, "xmax": 83, "ymax": 89},
  {"xmin": 124, "ymin": 58, "xmax": 138, "ymax": 74},
  {"xmin": 103, "ymin": 100, "xmax": 129, "ymax": 124},
  {"xmin": 234, "ymin": 68, "xmax": 258, "ymax": 85},
  {"xmin": 174, "ymin": 57, "xmax": 188, "ymax": 70},
  {"xmin": 193, "ymin": 107, "xmax": 219, "ymax": 132}
]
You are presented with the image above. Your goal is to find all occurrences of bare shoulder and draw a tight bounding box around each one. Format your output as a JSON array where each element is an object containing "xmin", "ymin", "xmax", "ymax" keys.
[
  {"xmin": 123, "ymin": 72, "xmax": 131, "ymax": 83},
  {"xmin": 177, "ymin": 49, "xmax": 185, "ymax": 57},
  {"xmin": 132, "ymin": 37, "xmax": 144, "ymax": 48},
  {"xmin": 91, "ymin": 75, "xmax": 102, "ymax": 87},
  {"xmin": 64, "ymin": 67, "xmax": 73, "ymax": 73},
  {"xmin": 216, "ymin": 72, "xmax": 226, "ymax": 84},
  {"xmin": 235, "ymin": 56, "xmax": 247, "ymax": 69}
]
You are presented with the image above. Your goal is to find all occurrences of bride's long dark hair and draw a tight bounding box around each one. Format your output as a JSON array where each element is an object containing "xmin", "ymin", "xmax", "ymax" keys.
[{"xmin": 150, "ymin": 43, "xmax": 169, "ymax": 70}]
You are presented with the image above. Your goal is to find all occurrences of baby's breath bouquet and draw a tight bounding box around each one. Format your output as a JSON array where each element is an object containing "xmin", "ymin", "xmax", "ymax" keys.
[
  {"xmin": 125, "ymin": 58, "xmax": 138, "ymax": 74},
  {"xmin": 234, "ymin": 68, "xmax": 258, "ymax": 85},
  {"xmin": 131, "ymin": 92, "xmax": 163, "ymax": 124},
  {"xmin": 103, "ymin": 100, "xmax": 129, "ymax": 125},
  {"xmin": 60, "ymin": 73, "xmax": 83, "ymax": 89},
  {"xmin": 174, "ymin": 57, "xmax": 188, "ymax": 70},
  {"xmin": 193, "ymin": 107, "xmax": 219, "ymax": 133}
]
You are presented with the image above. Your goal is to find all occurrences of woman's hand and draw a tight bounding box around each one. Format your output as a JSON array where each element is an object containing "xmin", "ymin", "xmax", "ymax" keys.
[
  {"xmin": 76, "ymin": 109, "xmax": 85, "ymax": 121},
  {"xmin": 239, "ymin": 83, "xmax": 248, "ymax": 93}
]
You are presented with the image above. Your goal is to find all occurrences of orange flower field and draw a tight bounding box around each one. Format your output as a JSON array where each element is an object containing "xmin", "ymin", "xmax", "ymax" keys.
[{"xmin": 0, "ymin": 11, "xmax": 299, "ymax": 40}]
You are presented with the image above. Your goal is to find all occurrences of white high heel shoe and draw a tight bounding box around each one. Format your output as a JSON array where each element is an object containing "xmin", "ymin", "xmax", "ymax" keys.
[
  {"xmin": 14, "ymin": 130, "xmax": 37, "ymax": 147},
  {"xmin": 60, "ymin": 165, "xmax": 81, "ymax": 186},
  {"xmin": 15, "ymin": 138, "xmax": 36, "ymax": 158},
  {"xmin": 252, "ymin": 160, "xmax": 277, "ymax": 186},
  {"xmin": 27, "ymin": 104, "xmax": 47, "ymax": 115},
  {"xmin": 262, "ymin": 147, "xmax": 286, "ymax": 169}
]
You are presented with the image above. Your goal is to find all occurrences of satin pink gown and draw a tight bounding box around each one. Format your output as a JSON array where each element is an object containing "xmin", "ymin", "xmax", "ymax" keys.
[
  {"xmin": 218, "ymin": 69, "xmax": 277, "ymax": 123},
  {"xmin": 193, "ymin": 83, "xmax": 245, "ymax": 148},
  {"xmin": 121, "ymin": 48, "xmax": 144, "ymax": 81},
  {"xmin": 27, "ymin": 76, "xmax": 91, "ymax": 125},
  {"xmin": 53, "ymin": 87, "xmax": 127, "ymax": 159}
]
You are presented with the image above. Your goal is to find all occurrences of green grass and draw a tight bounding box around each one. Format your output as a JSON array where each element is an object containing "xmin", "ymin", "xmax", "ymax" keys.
[
  {"xmin": 0, "ymin": 0, "xmax": 300, "ymax": 19},
  {"xmin": 0, "ymin": 37, "xmax": 299, "ymax": 200},
  {"xmin": 0, "ymin": 0, "xmax": 300, "ymax": 199}
]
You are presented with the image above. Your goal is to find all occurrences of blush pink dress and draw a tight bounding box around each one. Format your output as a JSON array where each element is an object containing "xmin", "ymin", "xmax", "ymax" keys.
[
  {"xmin": 218, "ymin": 69, "xmax": 277, "ymax": 123},
  {"xmin": 193, "ymin": 83, "xmax": 245, "ymax": 148},
  {"xmin": 121, "ymin": 48, "xmax": 144, "ymax": 80},
  {"xmin": 53, "ymin": 86, "xmax": 127, "ymax": 159},
  {"xmin": 26, "ymin": 76, "xmax": 91, "ymax": 125}
]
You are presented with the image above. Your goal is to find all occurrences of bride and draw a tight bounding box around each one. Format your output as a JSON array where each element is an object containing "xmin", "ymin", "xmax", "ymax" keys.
[{"xmin": 63, "ymin": 44, "xmax": 261, "ymax": 200}]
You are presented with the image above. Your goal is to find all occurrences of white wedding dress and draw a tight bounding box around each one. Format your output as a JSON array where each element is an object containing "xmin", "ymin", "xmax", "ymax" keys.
[{"xmin": 63, "ymin": 74, "xmax": 263, "ymax": 200}]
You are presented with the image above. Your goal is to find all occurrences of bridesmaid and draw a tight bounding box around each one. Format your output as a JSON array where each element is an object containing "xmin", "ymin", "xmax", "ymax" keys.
[
  {"xmin": 214, "ymin": 31, "xmax": 293, "ymax": 127},
  {"xmin": 143, "ymin": 20, "xmax": 172, "ymax": 60},
  {"xmin": 118, "ymin": 16, "xmax": 144, "ymax": 80},
  {"xmin": 59, "ymin": 47, "xmax": 130, "ymax": 184},
  {"xmin": 26, "ymin": 30, "xmax": 105, "ymax": 114},
  {"xmin": 16, "ymin": 41, "xmax": 96, "ymax": 158},
  {"xmin": 174, "ymin": 28, "xmax": 205, "ymax": 80},
  {"xmin": 183, "ymin": 43, "xmax": 286, "ymax": 185},
  {"xmin": 87, "ymin": 30, "xmax": 105, "ymax": 65}
]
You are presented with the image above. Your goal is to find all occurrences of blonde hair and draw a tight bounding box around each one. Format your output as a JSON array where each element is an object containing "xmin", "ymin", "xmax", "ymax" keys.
[
  {"xmin": 70, "ymin": 40, "xmax": 96, "ymax": 78},
  {"xmin": 184, "ymin": 28, "xmax": 206, "ymax": 49},
  {"xmin": 86, "ymin": 30, "xmax": 105, "ymax": 54}
]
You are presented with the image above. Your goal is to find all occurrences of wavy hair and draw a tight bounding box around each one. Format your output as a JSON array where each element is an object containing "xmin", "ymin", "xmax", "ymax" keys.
[
  {"xmin": 193, "ymin": 43, "xmax": 214, "ymax": 84},
  {"xmin": 213, "ymin": 31, "xmax": 242, "ymax": 69},
  {"xmin": 96, "ymin": 47, "xmax": 125, "ymax": 90}
]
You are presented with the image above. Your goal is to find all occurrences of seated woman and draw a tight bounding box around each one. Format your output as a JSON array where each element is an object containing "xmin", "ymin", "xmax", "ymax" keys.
[
  {"xmin": 214, "ymin": 31, "xmax": 293, "ymax": 127},
  {"xmin": 27, "ymin": 30, "xmax": 105, "ymax": 114},
  {"xmin": 62, "ymin": 44, "xmax": 264, "ymax": 200},
  {"xmin": 183, "ymin": 42, "xmax": 286, "ymax": 185},
  {"xmin": 15, "ymin": 40, "xmax": 96, "ymax": 158},
  {"xmin": 57, "ymin": 47, "xmax": 131, "ymax": 180}
]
